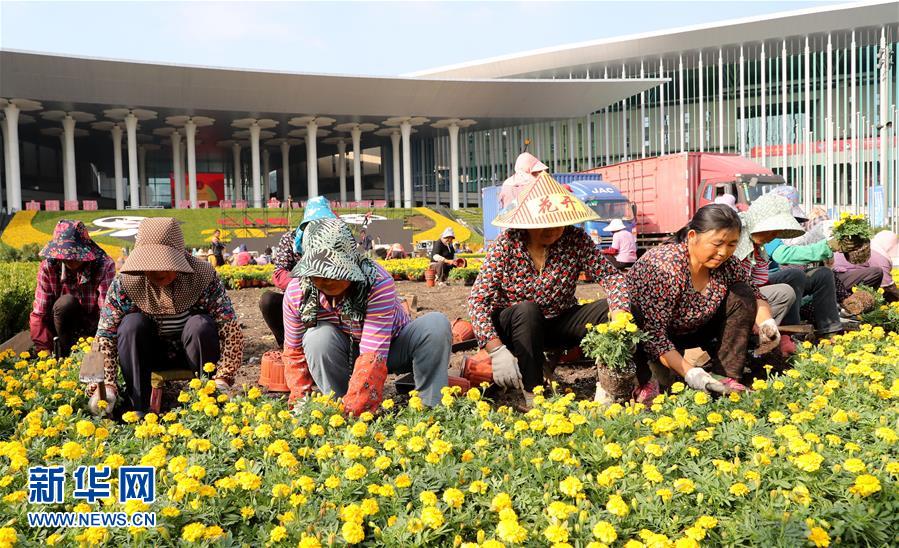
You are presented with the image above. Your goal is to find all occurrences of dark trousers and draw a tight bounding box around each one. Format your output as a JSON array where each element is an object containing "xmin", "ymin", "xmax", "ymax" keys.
[
  {"xmin": 633, "ymin": 282, "xmax": 757, "ymax": 383},
  {"xmin": 769, "ymin": 267, "xmax": 842, "ymax": 334},
  {"xmin": 491, "ymin": 300, "xmax": 610, "ymax": 390},
  {"xmin": 430, "ymin": 261, "xmax": 455, "ymax": 282},
  {"xmin": 835, "ymin": 266, "xmax": 884, "ymax": 292},
  {"xmin": 118, "ymin": 313, "xmax": 220, "ymax": 413},
  {"xmin": 259, "ymin": 291, "xmax": 285, "ymax": 347},
  {"xmin": 52, "ymin": 295, "xmax": 98, "ymax": 357},
  {"xmin": 885, "ymin": 285, "xmax": 899, "ymax": 303}
]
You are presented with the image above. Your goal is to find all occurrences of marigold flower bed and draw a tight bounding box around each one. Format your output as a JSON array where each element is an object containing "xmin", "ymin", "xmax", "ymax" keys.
[{"xmin": 0, "ymin": 327, "xmax": 896, "ymax": 546}]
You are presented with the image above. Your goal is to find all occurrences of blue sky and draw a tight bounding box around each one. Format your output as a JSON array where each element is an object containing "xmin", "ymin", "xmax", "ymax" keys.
[{"xmin": 1, "ymin": 1, "xmax": 842, "ymax": 76}]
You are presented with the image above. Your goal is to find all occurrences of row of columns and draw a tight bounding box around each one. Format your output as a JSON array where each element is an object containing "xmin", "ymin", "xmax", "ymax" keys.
[{"xmin": 2, "ymin": 99, "xmax": 478, "ymax": 212}]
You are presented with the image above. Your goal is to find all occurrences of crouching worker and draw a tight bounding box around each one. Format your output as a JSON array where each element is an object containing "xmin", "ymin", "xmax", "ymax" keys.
[
  {"xmin": 282, "ymin": 218, "xmax": 450, "ymax": 414},
  {"xmin": 628, "ymin": 205, "xmax": 778, "ymax": 397},
  {"xmin": 90, "ymin": 218, "xmax": 243, "ymax": 417},
  {"xmin": 30, "ymin": 220, "xmax": 115, "ymax": 357},
  {"xmin": 467, "ymin": 172, "xmax": 630, "ymax": 406}
]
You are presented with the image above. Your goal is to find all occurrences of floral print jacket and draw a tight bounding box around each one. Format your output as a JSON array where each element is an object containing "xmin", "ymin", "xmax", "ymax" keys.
[{"xmin": 468, "ymin": 226, "xmax": 629, "ymax": 347}]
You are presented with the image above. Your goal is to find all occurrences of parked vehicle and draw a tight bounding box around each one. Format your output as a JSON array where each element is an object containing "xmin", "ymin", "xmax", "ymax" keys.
[{"xmin": 583, "ymin": 152, "xmax": 784, "ymax": 246}]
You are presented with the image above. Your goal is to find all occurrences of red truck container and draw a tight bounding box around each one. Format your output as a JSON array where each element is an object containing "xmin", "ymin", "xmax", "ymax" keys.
[{"xmin": 583, "ymin": 152, "xmax": 785, "ymax": 245}]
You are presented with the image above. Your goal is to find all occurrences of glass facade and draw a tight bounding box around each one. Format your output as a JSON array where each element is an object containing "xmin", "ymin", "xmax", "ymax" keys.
[{"xmin": 420, "ymin": 26, "xmax": 899, "ymax": 224}]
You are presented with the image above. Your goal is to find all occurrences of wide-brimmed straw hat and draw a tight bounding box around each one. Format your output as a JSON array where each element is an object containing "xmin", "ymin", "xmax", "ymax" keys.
[
  {"xmin": 769, "ymin": 185, "xmax": 808, "ymax": 222},
  {"xmin": 291, "ymin": 218, "xmax": 365, "ymax": 282},
  {"xmin": 39, "ymin": 219, "xmax": 105, "ymax": 262},
  {"xmin": 492, "ymin": 172, "xmax": 600, "ymax": 229},
  {"xmin": 734, "ymin": 193, "xmax": 805, "ymax": 260},
  {"xmin": 498, "ymin": 152, "xmax": 550, "ymax": 210},
  {"xmin": 121, "ymin": 218, "xmax": 193, "ymax": 274}
]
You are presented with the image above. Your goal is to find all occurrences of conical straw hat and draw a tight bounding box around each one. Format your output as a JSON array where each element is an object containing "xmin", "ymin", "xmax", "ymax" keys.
[{"xmin": 492, "ymin": 172, "xmax": 600, "ymax": 229}]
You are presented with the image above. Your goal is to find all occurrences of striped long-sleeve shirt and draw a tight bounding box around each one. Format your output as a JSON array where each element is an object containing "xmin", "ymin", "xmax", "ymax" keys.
[{"xmin": 283, "ymin": 263, "xmax": 411, "ymax": 358}]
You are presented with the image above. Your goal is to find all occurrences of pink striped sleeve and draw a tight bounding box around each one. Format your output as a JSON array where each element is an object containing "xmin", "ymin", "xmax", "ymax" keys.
[
  {"xmin": 359, "ymin": 267, "xmax": 399, "ymax": 358},
  {"xmin": 283, "ymin": 278, "xmax": 307, "ymax": 350}
]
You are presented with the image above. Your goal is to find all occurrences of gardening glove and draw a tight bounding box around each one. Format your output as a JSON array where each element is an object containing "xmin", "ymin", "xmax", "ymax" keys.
[
  {"xmin": 756, "ymin": 318, "xmax": 781, "ymax": 355},
  {"xmin": 88, "ymin": 383, "xmax": 117, "ymax": 418},
  {"xmin": 594, "ymin": 382, "xmax": 613, "ymax": 404},
  {"xmin": 684, "ymin": 367, "xmax": 732, "ymax": 396},
  {"xmin": 343, "ymin": 352, "xmax": 388, "ymax": 417},
  {"xmin": 283, "ymin": 346, "xmax": 314, "ymax": 404},
  {"xmin": 488, "ymin": 345, "xmax": 523, "ymax": 391}
]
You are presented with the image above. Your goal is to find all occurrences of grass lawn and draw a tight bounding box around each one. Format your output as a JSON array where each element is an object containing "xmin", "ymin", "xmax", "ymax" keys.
[{"xmin": 31, "ymin": 208, "xmax": 431, "ymax": 250}]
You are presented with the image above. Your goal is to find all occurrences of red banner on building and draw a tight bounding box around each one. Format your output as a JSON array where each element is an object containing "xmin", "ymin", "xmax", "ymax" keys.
[{"xmin": 170, "ymin": 173, "xmax": 225, "ymax": 207}]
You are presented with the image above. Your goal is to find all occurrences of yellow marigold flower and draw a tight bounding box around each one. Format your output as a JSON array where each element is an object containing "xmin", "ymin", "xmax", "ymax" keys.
[
  {"xmin": 559, "ymin": 475, "xmax": 583, "ymax": 497},
  {"xmin": 344, "ymin": 463, "xmax": 367, "ymax": 481},
  {"xmin": 298, "ymin": 535, "xmax": 322, "ymax": 548},
  {"xmin": 395, "ymin": 474, "xmax": 412, "ymax": 488},
  {"xmin": 674, "ymin": 478, "xmax": 695, "ymax": 494},
  {"xmin": 807, "ymin": 526, "xmax": 831, "ymax": 547},
  {"xmin": 544, "ymin": 523, "xmax": 570, "ymax": 543},
  {"xmin": 181, "ymin": 523, "xmax": 206, "ymax": 543},
  {"xmin": 729, "ymin": 482, "xmax": 750, "ymax": 497},
  {"xmin": 849, "ymin": 474, "xmax": 881, "ymax": 497},
  {"xmin": 605, "ymin": 494, "xmax": 629, "ymax": 517},
  {"xmin": 75, "ymin": 420, "xmax": 95, "ymax": 437},
  {"xmin": 59, "ymin": 441, "xmax": 84, "ymax": 460},
  {"xmin": 341, "ymin": 521, "xmax": 365, "ymax": 544},
  {"xmin": 604, "ymin": 443, "xmax": 623, "ymax": 459},
  {"xmin": 593, "ymin": 520, "xmax": 617, "ymax": 543},
  {"xmin": 421, "ymin": 506, "xmax": 444, "ymax": 529},
  {"xmin": 793, "ymin": 452, "xmax": 824, "ymax": 472},
  {"xmin": 843, "ymin": 458, "xmax": 866, "ymax": 473},
  {"xmin": 269, "ymin": 525, "xmax": 287, "ymax": 543},
  {"xmin": 419, "ymin": 490, "xmax": 438, "ymax": 506}
]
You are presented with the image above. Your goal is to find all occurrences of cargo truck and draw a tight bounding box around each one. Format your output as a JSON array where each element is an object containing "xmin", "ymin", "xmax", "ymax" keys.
[{"xmin": 583, "ymin": 152, "xmax": 784, "ymax": 246}]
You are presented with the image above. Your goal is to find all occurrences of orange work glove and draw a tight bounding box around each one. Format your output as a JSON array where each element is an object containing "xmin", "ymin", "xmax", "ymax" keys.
[
  {"xmin": 283, "ymin": 345, "xmax": 314, "ymax": 403},
  {"xmin": 344, "ymin": 352, "xmax": 388, "ymax": 416}
]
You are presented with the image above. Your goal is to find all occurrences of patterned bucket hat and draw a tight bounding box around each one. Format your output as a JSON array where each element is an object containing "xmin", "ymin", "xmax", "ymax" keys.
[
  {"xmin": 492, "ymin": 172, "xmax": 600, "ymax": 229},
  {"xmin": 769, "ymin": 185, "xmax": 808, "ymax": 222},
  {"xmin": 121, "ymin": 218, "xmax": 193, "ymax": 274},
  {"xmin": 734, "ymin": 193, "xmax": 806, "ymax": 260},
  {"xmin": 39, "ymin": 219, "xmax": 104, "ymax": 261},
  {"xmin": 293, "ymin": 196, "xmax": 336, "ymax": 254},
  {"xmin": 291, "ymin": 218, "xmax": 365, "ymax": 282}
]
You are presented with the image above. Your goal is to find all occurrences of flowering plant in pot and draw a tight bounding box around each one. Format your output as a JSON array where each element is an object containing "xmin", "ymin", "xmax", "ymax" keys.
[
  {"xmin": 580, "ymin": 312, "xmax": 646, "ymax": 401},
  {"xmin": 832, "ymin": 212, "xmax": 873, "ymax": 264}
]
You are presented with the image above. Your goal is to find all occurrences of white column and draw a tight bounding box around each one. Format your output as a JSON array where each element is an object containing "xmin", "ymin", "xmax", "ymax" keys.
[
  {"xmin": 305, "ymin": 120, "xmax": 318, "ymax": 199},
  {"xmin": 232, "ymin": 143, "xmax": 242, "ymax": 202},
  {"xmin": 826, "ymin": 34, "xmax": 834, "ymax": 209},
  {"xmin": 782, "ymin": 41, "xmax": 789, "ymax": 183},
  {"xmin": 112, "ymin": 125, "xmax": 124, "ymax": 210},
  {"xmin": 280, "ymin": 141, "xmax": 291, "ymax": 201},
  {"xmin": 804, "ymin": 37, "xmax": 811, "ymax": 200},
  {"xmin": 185, "ymin": 120, "xmax": 198, "ymax": 209},
  {"xmin": 390, "ymin": 132, "xmax": 401, "ymax": 208},
  {"xmin": 448, "ymin": 123, "xmax": 460, "ymax": 210},
  {"xmin": 249, "ymin": 123, "xmax": 261, "ymax": 207},
  {"xmin": 739, "ymin": 46, "xmax": 746, "ymax": 156},
  {"xmin": 171, "ymin": 132, "xmax": 183, "ymax": 208},
  {"xmin": 640, "ymin": 61, "xmax": 646, "ymax": 158},
  {"xmin": 718, "ymin": 49, "xmax": 724, "ymax": 153},
  {"xmin": 658, "ymin": 60, "xmax": 665, "ymax": 156},
  {"xmin": 263, "ymin": 148, "xmax": 270, "ymax": 200},
  {"xmin": 337, "ymin": 140, "xmax": 347, "ymax": 203},
  {"xmin": 678, "ymin": 54, "xmax": 685, "ymax": 153},
  {"xmin": 761, "ymin": 42, "xmax": 767, "ymax": 167},
  {"xmin": 878, "ymin": 28, "xmax": 888, "ymax": 196},
  {"xmin": 401, "ymin": 121, "xmax": 413, "ymax": 208},
  {"xmin": 138, "ymin": 145, "xmax": 148, "ymax": 206},
  {"xmin": 4, "ymin": 105, "xmax": 22, "ymax": 211},
  {"xmin": 850, "ymin": 32, "xmax": 857, "ymax": 211},
  {"xmin": 125, "ymin": 113, "xmax": 139, "ymax": 208},
  {"xmin": 62, "ymin": 116, "xmax": 77, "ymax": 202},
  {"xmin": 58, "ymin": 136, "xmax": 68, "ymax": 200},
  {"xmin": 568, "ymin": 120, "xmax": 575, "ymax": 172},
  {"xmin": 698, "ymin": 52, "xmax": 705, "ymax": 153},
  {"xmin": 1, "ymin": 122, "xmax": 9, "ymax": 212},
  {"xmin": 351, "ymin": 126, "xmax": 363, "ymax": 201}
]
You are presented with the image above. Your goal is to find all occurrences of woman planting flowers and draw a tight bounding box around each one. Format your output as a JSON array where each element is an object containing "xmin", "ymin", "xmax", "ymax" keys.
[
  {"xmin": 92, "ymin": 218, "xmax": 243, "ymax": 418},
  {"xmin": 282, "ymin": 217, "xmax": 451, "ymax": 413},
  {"xmin": 467, "ymin": 167, "xmax": 629, "ymax": 407},
  {"xmin": 627, "ymin": 204, "xmax": 777, "ymax": 398}
]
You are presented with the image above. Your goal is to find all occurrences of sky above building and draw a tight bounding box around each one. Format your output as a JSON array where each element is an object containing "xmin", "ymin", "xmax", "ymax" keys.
[{"xmin": 1, "ymin": 1, "xmax": 844, "ymax": 76}]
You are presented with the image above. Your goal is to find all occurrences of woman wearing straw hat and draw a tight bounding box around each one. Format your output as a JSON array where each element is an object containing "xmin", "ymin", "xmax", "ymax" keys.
[
  {"xmin": 92, "ymin": 218, "xmax": 243, "ymax": 417},
  {"xmin": 467, "ymin": 171, "xmax": 630, "ymax": 406},
  {"xmin": 30, "ymin": 220, "xmax": 116, "ymax": 357},
  {"xmin": 430, "ymin": 227, "xmax": 457, "ymax": 284},
  {"xmin": 282, "ymin": 218, "xmax": 450, "ymax": 414}
]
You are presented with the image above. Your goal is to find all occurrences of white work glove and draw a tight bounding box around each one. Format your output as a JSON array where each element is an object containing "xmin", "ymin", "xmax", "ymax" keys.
[
  {"xmin": 593, "ymin": 382, "xmax": 613, "ymax": 405},
  {"xmin": 684, "ymin": 367, "xmax": 731, "ymax": 396},
  {"xmin": 88, "ymin": 384, "xmax": 118, "ymax": 418},
  {"xmin": 488, "ymin": 345, "xmax": 524, "ymax": 391},
  {"xmin": 756, "ymin": 318, "xmax": 781, "ymax": 355}
]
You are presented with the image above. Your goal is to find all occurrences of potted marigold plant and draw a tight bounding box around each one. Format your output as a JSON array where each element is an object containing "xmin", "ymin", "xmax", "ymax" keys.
[
  {"xmin": 832, "ymin": 212, "xmax": 872, "ymax": 264},
  {"xmin": 580, "ymin": 312, "xmax": 646, "ymax": 401}
]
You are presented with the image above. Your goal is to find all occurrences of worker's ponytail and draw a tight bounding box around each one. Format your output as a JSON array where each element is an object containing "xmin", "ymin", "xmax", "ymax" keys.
[{"xmin": 671, "ymin": 204, "xmax": 742, "ymax": 244}]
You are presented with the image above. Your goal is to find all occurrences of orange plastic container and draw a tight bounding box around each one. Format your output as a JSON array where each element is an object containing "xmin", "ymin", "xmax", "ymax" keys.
[{"xmin": 259, "ymin": 350, "xmax": 290, "ymax": 392}]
